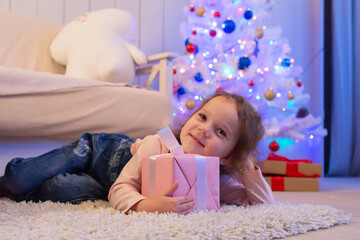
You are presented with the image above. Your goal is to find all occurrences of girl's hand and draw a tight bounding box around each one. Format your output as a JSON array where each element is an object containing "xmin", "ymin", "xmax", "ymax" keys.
[{"xmin": 131, "ymin": 181, "xmax": 195, "ymax": 214}]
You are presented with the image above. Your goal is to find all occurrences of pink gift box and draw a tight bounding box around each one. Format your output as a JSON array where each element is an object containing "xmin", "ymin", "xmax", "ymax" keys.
[{"xmin": 141, "ymin": 154, "xmax": 220, "ymax": 211}]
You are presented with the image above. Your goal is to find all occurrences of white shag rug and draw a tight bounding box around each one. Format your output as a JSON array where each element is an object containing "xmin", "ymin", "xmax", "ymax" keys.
[{"xmin": 0, "ymin": 199, "xmax": 351, "ymax": 239}]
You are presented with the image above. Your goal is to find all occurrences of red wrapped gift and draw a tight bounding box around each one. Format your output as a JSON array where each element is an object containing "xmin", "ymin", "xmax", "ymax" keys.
[
  {"xmin": 265, "ymin": 176, "xmax": 319, "ymax": 192},
  {"xmin": 261, "ymin": 153, "xmax": 322, "ymax": 178}
]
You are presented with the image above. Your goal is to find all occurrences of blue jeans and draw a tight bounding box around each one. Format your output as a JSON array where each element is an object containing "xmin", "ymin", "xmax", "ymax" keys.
[{"xmin": 0, "ymin": 133, "xmax": 134, "ymax": 203}]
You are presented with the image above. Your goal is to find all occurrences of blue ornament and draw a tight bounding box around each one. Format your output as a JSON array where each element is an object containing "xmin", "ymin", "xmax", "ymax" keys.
[
  {"xmin": 238, "ymin": 57, "xmax": 251, "ymax": 70},
  {"xmin": 177, "ymin": 87, "xmax": 186, "ymax": 96},
  {"xmin": 282, "ymin": 58, "xmax": 291, "ymax": 67},
  {"xmin": 244, "ymin": 10, "xmax": 253, "ymax": 20},
  {"xmin": 253, "ymin": 39, "xmax": 259, "ymax": 57},
  {"xmin": 184, "ymin": 38, "xmax": 190, "ymax": 46},
  {"xmin": 222, "ymin": 20, "xmax": 236, "ymax": 34},
  {"xmin": 194, "ymin": 72, "xmax": 204, "ymax": 82}
]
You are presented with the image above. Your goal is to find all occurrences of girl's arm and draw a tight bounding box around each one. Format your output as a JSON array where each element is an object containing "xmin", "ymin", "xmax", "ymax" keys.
[
  {"xmin": 220, "ymin": 161, "xmax": 275, "ymax": 206},
  {"xmin": 108, "ymin": 134, "xmax": 194, "ymax": 214}
]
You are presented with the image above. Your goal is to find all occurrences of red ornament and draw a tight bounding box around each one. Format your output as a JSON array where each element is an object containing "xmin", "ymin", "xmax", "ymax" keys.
[
  {"xmin": 297, "ymin": 81, "xmax": 302, "ymax": 87},
  {"xmin": 269, "ymin": 140, "xmax": 279, "ymax": 152},
  {"xmin": 249, "ymin": 80, "xmax": 254, "ymax": 86},
  {"xmin": 186, "ymin": 43, "xmax": 196, "ymax": 53},
  {"xmin": 192, "ymin": 30, "xmax": 197, "ymax": 35},
  {"xmin": 173, "ymin": 67, "xmax": 177, "ymax": 74},
  {"xmin": 190, "ymin": 6, "xmax": 195, "ymax": 12},
  {"xmin": 214, "ymin": 11, "xmax": 220, "ymax": 18},
  {"xmin": 216, "ymin": 87, "xmax": 224, "ymax": 93},
  {"xmin": 210, "ymin": 30, "xmax": 216, "ymax": 37}
]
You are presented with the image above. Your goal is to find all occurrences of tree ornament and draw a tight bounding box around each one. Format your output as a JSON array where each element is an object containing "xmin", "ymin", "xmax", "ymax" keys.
[
  {"xmin": 256, "ymin": 28, "xmax": 263, "ymax": 39},
  {"xmin": 244, "ymin": 10, "xmax": 253, "ymax": 20},
  {"xmin": 173, "ymin": 67, "xmax": 177, "ymax": 74},
  {"xmin": 288, "ymin": 92, "xmax": 294, "ymax": 99},
  {"xmin": 189, "ymin": 6, "xmax": 195, "ymax": 12},
  {"xmin": 210, "ymin": 30, "xmax": 217, "ymax": 37},
  {"xmin": 238, "ymin": 56, "xmax": 251, "ymax": 70},
  {"xmin": 184, "ymin": 38, "xmax": 190, "ymax": 46},
  {"xmin": 214, "ymin": 11, "xmax": 220, "ymax": 18},
  {"xmin": 296, "ymin": 107, "xmax": 309, "ymax": 118},
  {"xmin": 249, "ymin": 80, "xmax": 254, "ymax": 86},
  {"xmin": 192, "ymin": 30, "xmax": 197, "ymax": 35},
  {"xmin": 186, "ymin": 43, "xmax": 197, "ymax": 53},
  {"xmin": 265, "ymin": 88, "xmax": 275, "ymax": 100},
  {"xmin": 269, "ymin": 140, "xmax": 279, "ymax": 152},
  {"xmin": 222, "ymin": 19, "xmax": 236, "ymax": 34},
  {"xmin": 194, "ymin": 72, "xmax": 204, "ymax": 82},
  {"xmin": 186, "ymin": 99, "xmax": 196, "ymax": 110},
  {"xmin": 216, "ymin": 87, "xmax": 224, "ymax": 93},
  {"xmin": 297, "ymin": 81, "xmax": 302, "ymax": 87},
  {"xmin": 196, "ymin": 6, "xmax": 206, "ymax": 16},
  {"xmin": 177, "ymin": 87, "xmax": 186, "ymax": 96},
  {"xmin": 281, "ymin": 58, "xmax": 291, "ymax": 67}
]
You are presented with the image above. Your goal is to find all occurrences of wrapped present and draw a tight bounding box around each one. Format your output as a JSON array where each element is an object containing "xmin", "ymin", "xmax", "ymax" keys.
[
  {"xmin": 264, "ymin": 176, "xmax": 319, "ymax": 192},
  {"xmin": 141, "ymin": 126, "xmax": 220, "ymax": 211},
  {"xmin": 142, "ymin": 154, "xmax": 220, "ymax": 211},
  {"xmin": 260, "ymin": 153, "xmax": 322, "ymax": 177}
]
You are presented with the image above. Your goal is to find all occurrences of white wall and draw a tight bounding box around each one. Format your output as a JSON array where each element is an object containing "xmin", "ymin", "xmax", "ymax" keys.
[{"xmin": 0, "ymin": 0, "xmax": 323, "ymax": 163}]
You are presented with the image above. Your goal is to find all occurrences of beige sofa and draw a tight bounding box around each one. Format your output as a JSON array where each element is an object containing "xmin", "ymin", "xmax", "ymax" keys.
[
  {"xmin": 0, "ymin": 11, "xmax": 174, "ymax": 172},
  {"xmin": 0, "ymin": 10, "xmax": 174, "ymax": 140}
]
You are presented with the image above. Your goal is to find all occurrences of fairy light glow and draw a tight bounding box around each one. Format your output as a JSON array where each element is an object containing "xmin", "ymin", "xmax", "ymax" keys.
[{"xmin": 170, "ymin": 0, "xmax": 327, "ymax": 150}]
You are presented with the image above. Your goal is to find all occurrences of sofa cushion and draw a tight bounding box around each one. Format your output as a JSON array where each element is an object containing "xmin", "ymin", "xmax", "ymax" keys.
[{"xmin": 0, "ymin": 10, "xmax": 65, "ymax": 74}]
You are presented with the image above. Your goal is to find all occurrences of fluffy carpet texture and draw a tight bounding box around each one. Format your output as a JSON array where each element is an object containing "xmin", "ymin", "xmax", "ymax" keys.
[{"xmin": 0, "ymin": 199, "xmax": 351, "ymax": 239}]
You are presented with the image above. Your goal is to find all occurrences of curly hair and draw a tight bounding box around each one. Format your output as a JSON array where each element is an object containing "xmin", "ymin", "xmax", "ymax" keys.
[{"xmin": 176, "ymin": 91, "xmax": 264, "ymax": 178}]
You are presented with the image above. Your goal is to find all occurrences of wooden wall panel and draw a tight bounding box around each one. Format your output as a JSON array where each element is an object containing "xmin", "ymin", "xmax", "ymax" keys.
[
  {"xmin": 0, "ymin": 0, "xmax": 10, "ymax": 11},
  {"xmin": 164, "ymin": 0, "xmax": 187, "ymax": 53},
  {"xmin": 64, "ymin": 0, "xmax": 89, "ymax": 23},
  {"xmin": 10, "ymin": 0, "xmax": 37, "ymax": 17},
  {"xmin": 139, "ymin": 0, "xmax": 164, "ymax": 55},
  {"xmin": 38, "ymin": 0, "xmax": 64, "ymax": 25},
  {"xmin": 90, "ymin": 0, "xmax": 115, "ymax": 11}
]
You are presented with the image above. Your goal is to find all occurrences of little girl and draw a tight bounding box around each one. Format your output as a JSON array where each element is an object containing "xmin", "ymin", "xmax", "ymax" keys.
[{"xmin": 0, "ymin": 91, "xmax": 274, "ymax": 213}]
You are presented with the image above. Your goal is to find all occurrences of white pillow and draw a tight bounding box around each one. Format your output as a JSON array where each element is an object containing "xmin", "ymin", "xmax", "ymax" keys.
[{"xmin": 50, "ymin": 8, "xmax": 147, "ymax": 84}]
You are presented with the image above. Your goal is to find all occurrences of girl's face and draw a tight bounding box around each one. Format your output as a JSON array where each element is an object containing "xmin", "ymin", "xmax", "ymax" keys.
[{"xmin": 179, "ymin": 96, "xmax": 241, "ymax": 161}]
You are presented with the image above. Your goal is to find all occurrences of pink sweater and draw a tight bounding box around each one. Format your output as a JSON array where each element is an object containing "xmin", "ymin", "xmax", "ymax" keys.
[{"xmin": 108, "ymin": 134, "xmax": 275, "ymax": 213}]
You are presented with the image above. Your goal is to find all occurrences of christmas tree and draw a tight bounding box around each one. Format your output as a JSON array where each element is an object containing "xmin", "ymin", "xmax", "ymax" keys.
[{"xmin": 172, "ymin": 0, "xmax": 327, "ymax": 155}]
